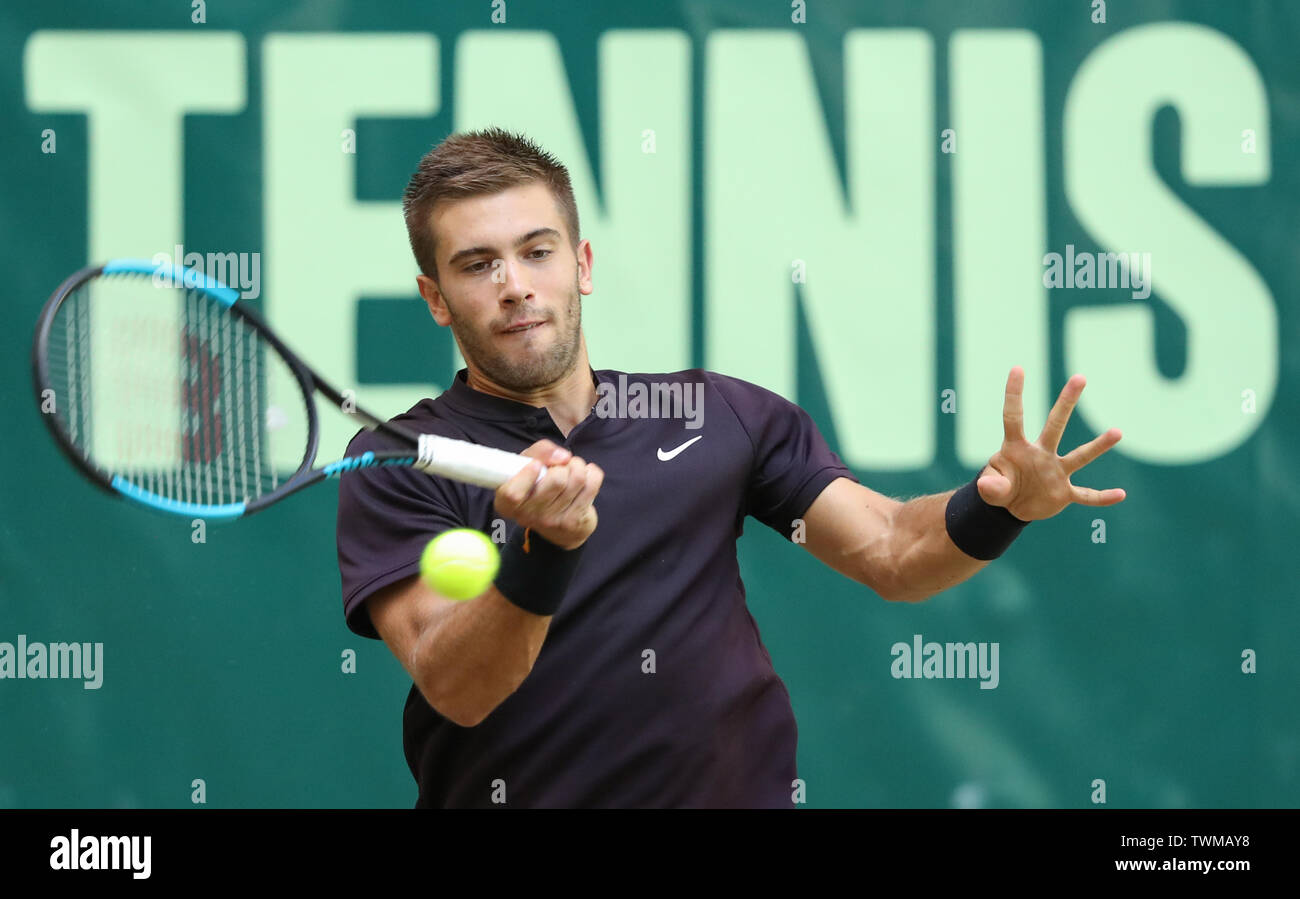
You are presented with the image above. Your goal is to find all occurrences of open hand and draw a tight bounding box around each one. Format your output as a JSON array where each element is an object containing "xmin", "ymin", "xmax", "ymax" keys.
[{"xmin": 978, "ymin": 367, "xmax": 1126, "ymax": 522}]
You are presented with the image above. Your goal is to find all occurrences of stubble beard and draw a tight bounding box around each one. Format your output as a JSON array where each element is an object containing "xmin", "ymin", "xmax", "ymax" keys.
[{"xmin": 448, "ymin": 276, "xmax": 583, "ymax": 393}]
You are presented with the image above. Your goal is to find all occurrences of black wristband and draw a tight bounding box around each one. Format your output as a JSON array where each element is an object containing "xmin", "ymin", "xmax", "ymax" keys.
[
  {"xmin": 493, "ymin": 523, "xmax": 585, "ymax": 616},
  {"xmin": 944, "ymin": 474, "xmax": 1030, "ymax": 561}
]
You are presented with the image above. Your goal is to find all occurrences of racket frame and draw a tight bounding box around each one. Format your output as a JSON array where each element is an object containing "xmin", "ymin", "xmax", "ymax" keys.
[{"xmin": 32, "ymin": 259, "xmax": 427, "ymax": 519}]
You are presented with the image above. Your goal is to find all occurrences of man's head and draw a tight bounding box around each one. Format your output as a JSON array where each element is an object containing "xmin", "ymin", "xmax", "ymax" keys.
[{"xmin": 403, "ymin": 128, "xmax": 592, "ymax": 393}]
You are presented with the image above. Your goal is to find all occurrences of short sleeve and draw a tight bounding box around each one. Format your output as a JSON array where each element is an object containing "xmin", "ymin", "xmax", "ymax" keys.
[
  {"xmin": 710, "ymin": 373, "xmax": 860, "ymax": 541},
  {"xmin": 335, "ymin": 429, "xmax": 466, "ymax": 639}
]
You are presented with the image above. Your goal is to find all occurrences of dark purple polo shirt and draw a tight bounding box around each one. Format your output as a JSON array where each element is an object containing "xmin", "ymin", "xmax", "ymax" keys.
[{"xmin": 336, "ymin": 367, "xmax": 859, "ymax": 808}]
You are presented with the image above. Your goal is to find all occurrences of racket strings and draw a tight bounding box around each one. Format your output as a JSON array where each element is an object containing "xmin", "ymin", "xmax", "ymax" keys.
[{"xmin": 45, "ymin": 272, "xmax": 310, "ymax": 509}]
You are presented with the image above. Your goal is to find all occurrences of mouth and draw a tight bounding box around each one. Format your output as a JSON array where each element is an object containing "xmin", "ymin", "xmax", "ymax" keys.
[{"xmin": 500, "ymin": 320, "xmax": 547, "ymax": 335}]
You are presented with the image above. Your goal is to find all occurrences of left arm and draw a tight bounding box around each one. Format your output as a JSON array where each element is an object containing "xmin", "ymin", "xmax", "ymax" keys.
[
  {"xmin": 800, "ymin": 477, "xmax": 987, "ymax": 603},
  {"xmin": 800, "ymin": 367, "xmax": 1126, "ymax": 603}
]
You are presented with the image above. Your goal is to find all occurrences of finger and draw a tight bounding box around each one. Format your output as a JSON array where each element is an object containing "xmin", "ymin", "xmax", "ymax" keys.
[
  {"xmin": 540, "ymin": 458, "xmax": 589, "ymax": 526},
  {"xmin": 1069, "ymin": 484, "xmax": 1127, "ymax": 506},
  {"xmin": 1061, "ymin": 428, "xmax": 1122, "ymax": 474},
  {"xmin": 519, "ymin": 462, "xmax": 570, "ymax": 517},
  {"xmin": 495, "ymin": 459, "xmax": 544, "ymax": 515},
  {"xmin": 976, "ymin": 470, "xmax": 1014, "ymax": 506},
  {"xmin": 1002, "ymin": 366, "xmax": 1026, "ymax": 444},
  {"xmin": 558, "ymin": 462, "xmax": 604, "ymax": 526},
  {"xmin": 1039, "ymin": 374, "xmax": 1086, "ymax": 453},
  {"xmin": 519, "ymin": 439, "xmax": 566, "ymax": 463}
]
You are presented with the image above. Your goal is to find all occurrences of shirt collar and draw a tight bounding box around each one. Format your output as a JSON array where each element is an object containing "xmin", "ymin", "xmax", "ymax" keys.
[{"xmin": 440, "ymin": 366, "xmax": 612, "ymax": 422}]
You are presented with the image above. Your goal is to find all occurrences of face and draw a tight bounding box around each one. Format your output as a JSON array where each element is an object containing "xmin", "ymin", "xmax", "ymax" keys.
[{"xmin": 418, "ymin": 182, "xmax": 593, "ymax": 392}]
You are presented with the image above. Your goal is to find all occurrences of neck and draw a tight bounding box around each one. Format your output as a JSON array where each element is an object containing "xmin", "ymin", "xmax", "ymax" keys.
[{"xmin": 464, "ymin": 339, "xmax": 596, "ymax": 438}]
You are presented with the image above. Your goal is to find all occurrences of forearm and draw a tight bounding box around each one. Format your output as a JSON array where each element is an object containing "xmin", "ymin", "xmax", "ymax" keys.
[
  {"xmin": 414, "ymin": 584, "xmax": 552, "ymax": 727},
  {"xmin": 885, "ymin": 475, "xmax": 996, "ymax": 603}
]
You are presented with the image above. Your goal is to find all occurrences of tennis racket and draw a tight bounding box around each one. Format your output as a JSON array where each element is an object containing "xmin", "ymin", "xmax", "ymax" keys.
[{"xmin": 32, "ymin": 258, "xmax": 543, "ymax": 520}]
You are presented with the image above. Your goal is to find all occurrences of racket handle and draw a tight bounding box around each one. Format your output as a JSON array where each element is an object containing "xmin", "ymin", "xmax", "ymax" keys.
[{"xmin": 414, "ymin": 435, "xmax": 545, "ymax": 489}]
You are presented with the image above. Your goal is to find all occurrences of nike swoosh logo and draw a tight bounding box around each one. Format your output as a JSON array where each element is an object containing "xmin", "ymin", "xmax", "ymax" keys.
[{"xmin": 657, "ymin": 436, "xmax": 703, "ymax": 461}]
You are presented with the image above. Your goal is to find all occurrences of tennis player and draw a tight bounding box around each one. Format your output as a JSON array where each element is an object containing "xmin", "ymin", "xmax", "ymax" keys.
[{"xmin": 335, "ymin": 127, "xmax": 1126, "ymax": 808}]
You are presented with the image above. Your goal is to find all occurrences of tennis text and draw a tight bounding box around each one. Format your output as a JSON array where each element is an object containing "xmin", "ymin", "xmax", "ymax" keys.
[{"xmin": 22, "ymin": 29, "xmax": 1278, "ymax": 471}]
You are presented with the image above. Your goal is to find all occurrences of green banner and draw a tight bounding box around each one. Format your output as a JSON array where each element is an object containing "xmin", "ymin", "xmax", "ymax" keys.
[{"xmin": 0, "ymin": 0, "xmax": 1295, "ymax": 808}]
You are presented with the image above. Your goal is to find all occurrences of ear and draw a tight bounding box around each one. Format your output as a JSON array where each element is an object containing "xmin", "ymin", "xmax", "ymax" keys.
[
  {"xmin": 417, "ymin": 274, "xmax": 452, "ymax": 327},
  {"xmin": 575, "ymin": 239, "xmax": 594, "ymax": 296}
]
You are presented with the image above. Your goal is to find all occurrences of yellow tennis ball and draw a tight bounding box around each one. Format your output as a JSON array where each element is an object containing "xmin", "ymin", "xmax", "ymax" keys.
[{"xmin": 420, "ymin": 528, "xmax": 500, "ymax": 600}]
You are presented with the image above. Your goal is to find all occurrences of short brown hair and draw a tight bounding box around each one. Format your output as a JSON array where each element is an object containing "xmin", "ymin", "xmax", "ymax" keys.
[{"xmin": 402, "ymin": 127, "xmax": 581, "ymax": 281}]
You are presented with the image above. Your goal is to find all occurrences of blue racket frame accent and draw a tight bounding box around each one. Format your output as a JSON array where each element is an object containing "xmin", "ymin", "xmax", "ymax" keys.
[
  {"xmin": 103, "ymin": 258, "xmax": 240, "ymax": 307},
  {"xmin": 322, "ymin": 451, "xmax": 418, "ymax": 478},
  {"xmin": 110, "ymin": 476, "xmax": 247, "ymax": 519}
]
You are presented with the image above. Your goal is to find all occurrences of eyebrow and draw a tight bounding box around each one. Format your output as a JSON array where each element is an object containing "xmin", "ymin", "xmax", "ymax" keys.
[{"xmin": 446, "ymin": 227, "xmax": 562, "ymax": 268}]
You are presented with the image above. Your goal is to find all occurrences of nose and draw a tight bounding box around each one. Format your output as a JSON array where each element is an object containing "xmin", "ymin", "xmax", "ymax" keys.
[{"xmin": 496, "ymin": 256, "xmax": 532, "ymax": 304}]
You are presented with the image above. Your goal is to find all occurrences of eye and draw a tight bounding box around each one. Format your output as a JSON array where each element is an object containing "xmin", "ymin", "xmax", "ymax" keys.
[
  {"xmin": 529, "ymin": 248, "xmax": 552, "ymax": 259},
  {"xmin": 464, "ymin": 260, "xmax": 489, "ymax": 273}
]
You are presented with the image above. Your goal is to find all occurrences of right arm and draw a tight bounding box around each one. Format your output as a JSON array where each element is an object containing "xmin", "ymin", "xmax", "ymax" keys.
[
  {"xmin": 369, "ymin": 440, "xmax": 603, "ymax": 727},
  {"xmin": 369, "ymin": 578, "xmax": 551, "ymax": 728}
]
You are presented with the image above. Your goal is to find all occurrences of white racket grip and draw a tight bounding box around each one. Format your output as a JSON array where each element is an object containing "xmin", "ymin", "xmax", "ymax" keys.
[{"xmin": 414, "ymin": 434, "xmax": 544, "ymax": 489}]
